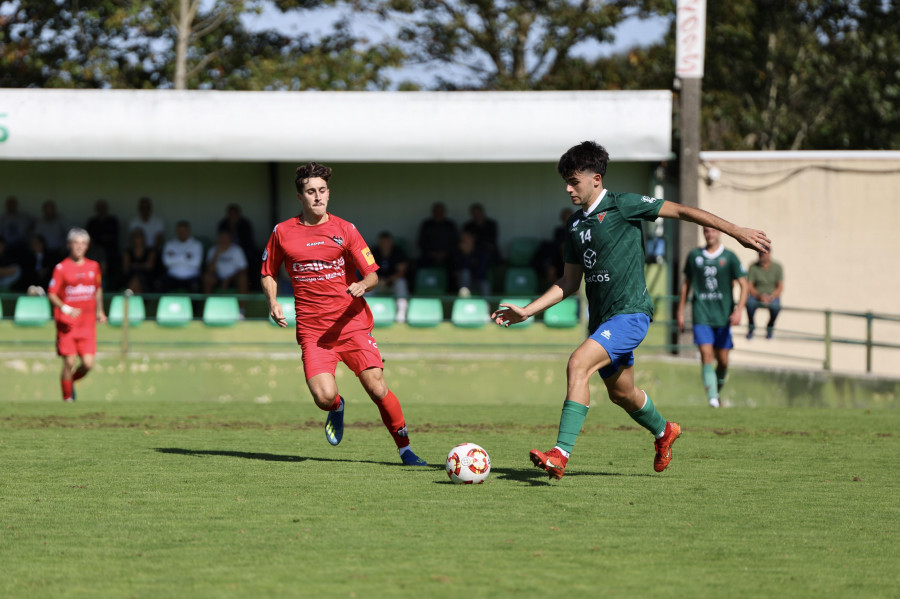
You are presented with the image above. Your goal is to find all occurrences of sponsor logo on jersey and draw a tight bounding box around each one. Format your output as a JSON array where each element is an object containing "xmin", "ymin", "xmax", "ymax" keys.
[
  {"xmin": 597, "ymin": 211, "xmax": 607, "ymax": 223},
  {"xmin": 641, "ymin": 195, "xmax": 657, "ymax": 203},
  {"xmin": 307, "ymin": 241, "xmax": 325, "ymax": 247},
  {"xmin": 571, "ymin": 218, "xmax": 581, "ymax": 230},
  {"xmin": 695, "ymin": 256, "xmax": 703, "ymax": 266},
  {"xmin": 332, "ymin": 236, "xmax": 344, "ymax": 246},
  {"xmin": 361, "ymin": 246, "xmax": 375, "ymax": 266},
  {"xmin": 583, "ymin": 249, "xmax": 597, "ymax": 269},
  {"xmin": 261, "ymin": 249, "xmax": 268, "ymax": 261},
  {"xmin": 600, "ymin": 329, "xmax": 612, "ymax": 340}
]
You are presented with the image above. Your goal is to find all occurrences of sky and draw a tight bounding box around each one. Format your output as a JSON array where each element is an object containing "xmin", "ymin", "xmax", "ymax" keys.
[{"xmin": 242, "ymin": 3, "xmax": 671, "ymax": 88}]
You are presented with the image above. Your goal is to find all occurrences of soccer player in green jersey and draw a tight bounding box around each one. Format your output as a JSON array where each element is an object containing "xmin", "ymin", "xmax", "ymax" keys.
[
  {"xmin": 676, "ymin": 227, "xmax": 748, "ymax": 408},
  {"xmin": 492, "ymin": 141, "xmax": 770, "ymax": 480}
]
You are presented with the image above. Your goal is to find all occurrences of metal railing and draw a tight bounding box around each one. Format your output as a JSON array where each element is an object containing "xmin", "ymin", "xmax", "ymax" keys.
[{"xmin": 2, "ymin": 292, "xmax": 898, "ymax": 374}]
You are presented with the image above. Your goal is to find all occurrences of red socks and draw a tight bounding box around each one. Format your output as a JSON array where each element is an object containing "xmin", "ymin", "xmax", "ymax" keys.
[
  {"xmin": 61, "ymin": 379, "xmax": 74, "ymax": 401},
  {"xmin": 374, "ymin": 390, "xmax": 409, "ymax": 449}
]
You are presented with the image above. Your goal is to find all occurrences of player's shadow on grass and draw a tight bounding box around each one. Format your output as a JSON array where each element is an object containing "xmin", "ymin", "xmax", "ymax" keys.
[
  {"xmin": 154, "ymin": 447, "xmax": 443, "ymax": 470},
  {"xmin": 488, "ymin": 467, "xmax": 654, "ymax": 487}
]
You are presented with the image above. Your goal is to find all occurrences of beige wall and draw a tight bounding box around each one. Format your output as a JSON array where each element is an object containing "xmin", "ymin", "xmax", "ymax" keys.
[{"xmin": 696, "ymin": 153, "xmax": 900, "ymax": 377}]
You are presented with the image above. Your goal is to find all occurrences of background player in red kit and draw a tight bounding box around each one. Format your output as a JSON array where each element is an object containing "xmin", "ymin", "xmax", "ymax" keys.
[
  {"xmin": 261, "ymin": 162, "xmax": 427, "ymax": 466},
  {"xmin": 47, "ymin": 228, "xmax": 107, "ymax": 402}
]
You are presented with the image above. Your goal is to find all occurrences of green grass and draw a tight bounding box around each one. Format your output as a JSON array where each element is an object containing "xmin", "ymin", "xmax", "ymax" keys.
[{"xmin": 1, "ymin": 321, "xmax": 898, "ymax": 598}]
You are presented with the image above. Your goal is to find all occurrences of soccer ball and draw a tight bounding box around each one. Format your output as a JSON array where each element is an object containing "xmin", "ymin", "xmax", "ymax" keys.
[{"xmin": 446, "ymin": 443, "xmax": 491, "ymax": 484}]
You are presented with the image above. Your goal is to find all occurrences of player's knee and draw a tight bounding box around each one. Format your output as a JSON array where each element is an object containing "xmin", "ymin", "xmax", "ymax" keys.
[
  {"xmin": 566, "ymin": 354, "xmax": 593, "ymax": 382},
  {"xmin": 311, "ymin": 392, "xmax": 337, "ymax": 410}
]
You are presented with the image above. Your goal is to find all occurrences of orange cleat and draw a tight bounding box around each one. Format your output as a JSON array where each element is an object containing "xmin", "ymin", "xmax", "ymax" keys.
[
  {"xmin": 653, "ymin": 422, "xmax": 682, "ymax": 472},
  {"xmin": 529, "ymin": 447, "xmax": 568, "ymax": 480}
]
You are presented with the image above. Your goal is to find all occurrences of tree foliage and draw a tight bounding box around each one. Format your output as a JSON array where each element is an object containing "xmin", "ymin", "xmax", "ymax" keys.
[
  {"xmin": 588, "ymin": 0, "xmax": 900, "ymax": 150},
  {"xmin": 351, "ymin": 0, "xmax": 671, "ymax": 90},
  {"xmin": 0, "ymin": 0, "xmax": 403, "ymax": 90}
]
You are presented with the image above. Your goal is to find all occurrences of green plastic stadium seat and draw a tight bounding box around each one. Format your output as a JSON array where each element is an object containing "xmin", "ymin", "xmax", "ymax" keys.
[
  {"xmin": 406, "ymin": 298, "xmax": 443, "ymax": 327},
  {"xmin": 202, "ymin": 296, "xmax": 240, "ymax": 327},
  {"xmin": 13, "ymin": 296, "xmax": 51, "ymax": 327},
  {"xmin": 107, "ymin": 295, "xmax": 146, "ymax": 327},
  {"xmin": 451, "ymin": 298, "xmax": 489, "ymax": 328},
  {"xmin": 414, "ymin": 268, "xmax": 448, "ymax": 296},
  {"xmin": 544, "ymin": 297, "xmax": 579, "ymax": 328},
  {"xmin": 498, "ymin": 298, "xmax": 534, "ymax": 328},
  {"xmin": 368, "ymin": 297, "xmax": 397, "ymax": 328},
  {"xmin": 269, "ymin": 297, "xmax": 296, "ymax": 327},
  {"xmin": 507, "ymin": 237, "xmax": 541, "ymax": 267},
  {"xmin": 156, "ymin": 295, "xmax": 193, "ymax": 327},
  {"xmin": 503, "ymin": 267, "xmax": 539, "ymax": 295}
]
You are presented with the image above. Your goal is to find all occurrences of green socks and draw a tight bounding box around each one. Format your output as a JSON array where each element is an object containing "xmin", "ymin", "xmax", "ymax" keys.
[
  {"xmin": 628, "ymin": 392, "xmax": 667, "ymax": 437},
  {"xmin": 716, "ymin": 365, "xmax": 728, "ymax": 392},
  {"xmin": 702, "ymin": 363, "xmax": 719, "ymax": 400},
  {"xmin": 555, "ymin": 400, "xmax": 589, "ymax": 454}
]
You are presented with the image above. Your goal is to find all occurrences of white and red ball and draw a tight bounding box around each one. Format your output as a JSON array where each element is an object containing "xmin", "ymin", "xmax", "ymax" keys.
[{"xmin": 446, "ymin": 443, "xmax": 491, "ymax": 484}]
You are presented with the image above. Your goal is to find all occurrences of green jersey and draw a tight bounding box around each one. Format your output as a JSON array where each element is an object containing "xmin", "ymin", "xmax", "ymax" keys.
[
  {"xmin": 683, "ymin": 245, "xmax": 747, "ymax": 327},
  {"xmin": 563, "ymin": 190, "xmax": 663, "ymax": 333}
]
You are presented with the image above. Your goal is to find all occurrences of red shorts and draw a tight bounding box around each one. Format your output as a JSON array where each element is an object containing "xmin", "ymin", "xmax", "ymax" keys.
[
  {"xmin": 299, "ymin": 332, "xmax": 383, "ymax": 380},
  {"xmin": 56, "ymin": 325, "xmax": 96, "ymax": 357}
]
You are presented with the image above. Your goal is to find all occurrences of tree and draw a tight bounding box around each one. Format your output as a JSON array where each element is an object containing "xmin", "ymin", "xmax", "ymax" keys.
[
  {"xmin": 351, "ymin": 0, "xmax": 672, "ymax": 90},
  {"xmin": 0, "ymin": 0, "xmax": 404, "ymax": 90}
]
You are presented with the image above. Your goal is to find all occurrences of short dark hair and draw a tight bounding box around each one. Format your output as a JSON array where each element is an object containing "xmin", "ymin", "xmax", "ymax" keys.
[
  {"xmin": 295, "ymin": 162, "xmax": 333, "ymax": 192},
  {"xmin": 557, "ymin": 141, "xmax": 610, "ymax": 178}
]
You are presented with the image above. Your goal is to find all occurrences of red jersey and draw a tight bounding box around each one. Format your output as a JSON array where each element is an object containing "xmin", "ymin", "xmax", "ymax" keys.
[
  {"xmin": 48, "ymin": 257, "xmax": 102, "ymax": 329},
  {"xmin": 261, "ymin": 214, "xmax": 379, "ymax": 344}
]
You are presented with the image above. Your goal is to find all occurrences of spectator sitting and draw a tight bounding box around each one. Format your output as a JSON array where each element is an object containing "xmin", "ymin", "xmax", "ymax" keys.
[
  {"xmin": 86, "ymin": 199, "xmax": 122, "ymax": 288},
  {"xmin": 16, "ymin": 234, "xmax": 56, "ymax": 292},
  {"xmin": 746, "ymin": 247, "xmax": 784, "ymax": 340},
  {"xmin": 217, "ymin": 204, "xmax": 257, "ymax": 268},
  {"xmin": 203, "ymin": 228, "xmax": 249, "ymax": 297},
  {"xmin": 122, "ymin": 228, "xmax": 156, "ymax": 294},
  {"xmin": 0, "ymin": 235, "xmax": 22, "ymax": 290},
  {"xmin": 371, "ymin": 231, "xmax": 410, "ymax": 322},
  {"xmin": 33, "ymin": 200, "xmax": 68, "ymax": 256},
  {"xmin": 129, "ymin": 196, "xmax": 165, "ymax": 251},
  {"xmin": 451, "ymin": 230, "xmax": 491, "ymax": 297},
  {"xmin": 533, "ymin": 207, "xmax": 573, "ymax": 286},
  {"xmin": 161, "ymin": 220, "xmax": 203, "ymax": 293},
  {"xmin": 0, "ymin": 196, "xmax": 35, "ymax": 256},
  {"xmin": 417, "ymin": 202, "xmax": 458, "ymax": 268},
  {"xmin": 462, "ymin": 203, "xmax": 500, "ymax": 265}
]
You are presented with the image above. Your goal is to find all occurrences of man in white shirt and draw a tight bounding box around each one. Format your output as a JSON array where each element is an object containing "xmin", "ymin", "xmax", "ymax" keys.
[
  {"xmin": 129, "ymin": 197, "xmax": 165, "ymax": 251},
  {"xmin": 203, "ymin": 228, "xmax": 249, "ymax": 295},
  {"xmin": 162, "ymin": 220, "xmax": 203, "ymax": 292}
]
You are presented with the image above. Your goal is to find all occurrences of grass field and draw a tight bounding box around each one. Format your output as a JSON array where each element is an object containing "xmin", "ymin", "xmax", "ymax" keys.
[{"xmin": 1, "ymin": 321, "xmax": 898, "ymax": 598}]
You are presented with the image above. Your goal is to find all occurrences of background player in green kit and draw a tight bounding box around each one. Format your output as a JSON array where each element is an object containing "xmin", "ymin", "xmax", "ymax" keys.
[
  {"xmin": 676, "ymin": 227, "xmax": 748, "ymax": 408},
  {"xmin": 491, "ymin": 141, "xmax": 771, "ymax": 480}
]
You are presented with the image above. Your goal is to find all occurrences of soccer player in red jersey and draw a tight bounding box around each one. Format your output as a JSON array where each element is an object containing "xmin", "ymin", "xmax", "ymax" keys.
[
  {"xmin": 47, "ymin": 228, "xmax": 107, "ymax": 402},
  {"xmin": 261, "ymin": 162, "xmax": 427, "ymax": 466}
]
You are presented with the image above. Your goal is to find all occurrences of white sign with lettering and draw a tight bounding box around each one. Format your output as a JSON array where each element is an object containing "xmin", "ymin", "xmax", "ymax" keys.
[{"xmin": 676, "ymin": 0, "xmax": 707, "ymax": 78}]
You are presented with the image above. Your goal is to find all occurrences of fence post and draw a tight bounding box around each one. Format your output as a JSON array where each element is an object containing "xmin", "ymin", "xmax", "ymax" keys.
[
  {"xmin": 866, "ymin": 312, "xmax": 873, "ymax": 373},
  {"xmin": 823, "ymin": 310, "xmax": 832, "ymax": 371},
  {"xmin": 121, "ymin": 291, "xmax": 131, "ymax": 357}
]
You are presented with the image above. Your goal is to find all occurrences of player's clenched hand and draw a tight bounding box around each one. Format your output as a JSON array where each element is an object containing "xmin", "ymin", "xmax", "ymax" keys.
[
  {"xmin": 346, "ymin": 282, "xmax": 367, "ymax": 297},
  {"xmin": 733, "ymin": 227, "xmax": 771, "ymax": 253},
  {"xmin": 492, "ymin": 303, "xmax": 527, "ymax": 327},
  {"xmin": 269, "ymin": 302, "xmax": 287, "ymax": 328}
]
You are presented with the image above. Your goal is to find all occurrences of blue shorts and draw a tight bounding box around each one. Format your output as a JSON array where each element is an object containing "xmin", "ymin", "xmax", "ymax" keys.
[
  {"xmin": 589, "ymin": 313, "xmax": 650, "ymax": 379},
  {"xmin": 692, "ymin": 324, "xmax": 734, "ymax": 350}
]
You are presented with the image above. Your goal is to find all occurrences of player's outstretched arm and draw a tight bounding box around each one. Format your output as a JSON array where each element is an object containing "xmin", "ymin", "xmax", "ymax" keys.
[
  {"xmin": 657, "ymin": 202, "xmax": 771, "ymax": 253},
  {"xmin": 261, "ymin": 275, "xmax": 286, "ymax": 328},
  {"xmin": 492, "ymin": 263, "xmax": 582, "ymax": 327}
]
